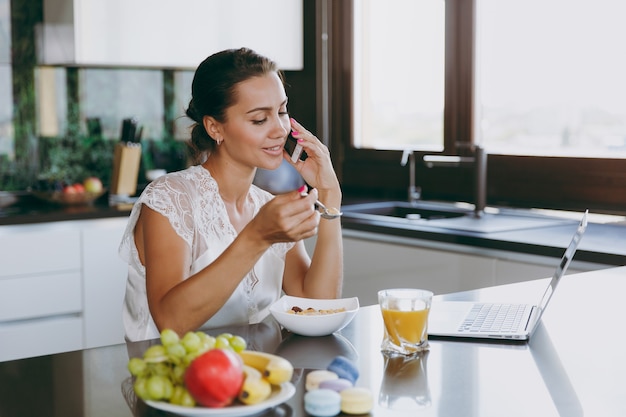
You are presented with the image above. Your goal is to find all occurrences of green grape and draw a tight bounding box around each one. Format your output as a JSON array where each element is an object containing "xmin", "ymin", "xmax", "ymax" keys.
[
  {"xmin": 163, "ymin": 377, "xmax": 174, "ymax": 400},
  {"xmin": 217, "ymin": 332, "xmax": 233, "ymax": 340},
  {"xmin": 170, "ymin": 385, "xmax": 185, "ymax": 405},
  {"xmin": 229, "ymin": 335, "xmax": 247, "ymax": 352},
  {"xmin": 143, "ymin": 345, "xmax": 167, "ymax": 363},
  {"xmin": 183, "ymin": 350, "xmax": 202, "ymax": 366},
  {"xmin": 166, "ymin": 355, "xmax": 182, "ymax": 366},
  {"xmin": 148, "ymin": 361, "xmax": 170, "ymax": 377},
  {"xmin": 147, "ymin": 375, "xmax": 173, "ymax": 401},
  {"xmin": 215, "ymin": 334, "xmax": 232, "ymax": 350},
  {"xmin": 171, "ymin": 365, "xmax": 186, "ymax": 384},
  {"xmin": 196, "ymin": 332, "xmax": 216, "ymax": 352},
  {"xmin": 128, "ymin": 334, "xmax": 204, "ymax": 405},
  {"xmin": 182, "ymin": 331, "xmax": 202, "ymax": 353},
  {"xmin": 168, "ymin": 384, "xmax": 195, "ymax": 407},
  {"xmin": 127, "ymin": 357, "xmax": 147, "ymax": 377},
  {"xmin": 160, "ymin": 329, "xmax": 180, "ymax": 347},
  {"xmin": 133, "ymin": 376, "xmax": 151, "ymax": 400},
  {"xmin": 179, "ymin": 387, "xmax": 196, "ymax": 407},
  {"xmin": 166, "ymin": 343, "xmax": 186, "ymax": 359}
]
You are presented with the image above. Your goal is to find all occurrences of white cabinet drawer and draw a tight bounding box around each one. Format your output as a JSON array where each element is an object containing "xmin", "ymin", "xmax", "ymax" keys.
[
  {"xmin": 0, "ymin": 315, "xmax": 83, "ymax": 362},
  {"xmin": 0, "ymin": 272, "xmax": 82, "ymax": 321},
  {"xmin": 0, "ymin": 225, "xmax": 81, "ymax": 277}
]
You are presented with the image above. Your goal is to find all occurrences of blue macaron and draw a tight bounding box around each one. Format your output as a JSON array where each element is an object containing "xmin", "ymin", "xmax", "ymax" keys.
[
  {"xmin": 327, "ymin": 355, "xmax": 359, "ymax": 385},
  {"xmin": 304, "ymin": 388, "xmax": 342, "ymax": 417}
]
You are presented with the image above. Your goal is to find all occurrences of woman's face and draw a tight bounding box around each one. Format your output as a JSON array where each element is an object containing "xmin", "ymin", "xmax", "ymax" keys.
[{"xmin": 220, "ymin": 72, "xmax": 290, "ymax": 171}]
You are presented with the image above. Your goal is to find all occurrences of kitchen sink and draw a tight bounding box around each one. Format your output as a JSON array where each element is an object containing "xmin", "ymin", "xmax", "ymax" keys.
[
  {"xmin": 341, "ymin": 201, "xmax": 467, "ymax": 221},
  {"xmin": 341, "ymin": 201, "xmax": 574, "ymax": 233}
]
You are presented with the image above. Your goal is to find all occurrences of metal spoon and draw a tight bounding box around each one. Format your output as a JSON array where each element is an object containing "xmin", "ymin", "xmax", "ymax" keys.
[
  {"xmin": 300, "ymin": 188, "xmax": 342, "ymax": 219},
  {"xmin": 315, "ymin": 199, "xmax": 343, "ymax": 220}
]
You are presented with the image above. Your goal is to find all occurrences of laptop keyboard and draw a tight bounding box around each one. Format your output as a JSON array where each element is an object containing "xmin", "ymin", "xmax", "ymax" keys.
[{"xmin": 459, "ymin": 303, "xmax": 529, "ymax": 333}]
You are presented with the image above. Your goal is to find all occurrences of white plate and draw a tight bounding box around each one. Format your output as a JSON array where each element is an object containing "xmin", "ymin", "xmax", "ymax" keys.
[{"xmin": 145, "ymin": 382, "xmax": 295, "ymax": 417}]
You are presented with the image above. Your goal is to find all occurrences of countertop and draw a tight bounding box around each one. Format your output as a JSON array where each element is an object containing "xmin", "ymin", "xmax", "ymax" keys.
[
  {"xmin": 340, "ymin": 201, "xmax": 626, "ymax": 266},
  {"xmin": 1, "ymin": 196, "xmax": 624, "ymax": 266},
  {"xmin": 1, "ymin": 266, "xmax": 625, "ymax": 416},
  {"xmin": 0, "ymin": 195, "xmax": 131, "ymax": 225}
]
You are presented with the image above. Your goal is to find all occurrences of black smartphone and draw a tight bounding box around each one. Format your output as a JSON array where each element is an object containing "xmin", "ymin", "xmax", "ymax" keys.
[{"xmin": 284, "ymin": 133, "xmax": 308, "ymax": 162}]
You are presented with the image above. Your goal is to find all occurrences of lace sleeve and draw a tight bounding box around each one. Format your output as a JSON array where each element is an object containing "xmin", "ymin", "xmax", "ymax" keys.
[{"xmin": 138, "ymin": 174, "xmax": 196, "ymax": 248}]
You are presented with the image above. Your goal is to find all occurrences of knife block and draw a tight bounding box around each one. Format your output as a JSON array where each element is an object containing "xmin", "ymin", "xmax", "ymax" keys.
[{"xmin": 110, "ymin": 142, "xmax": 142, "ymax": 196}]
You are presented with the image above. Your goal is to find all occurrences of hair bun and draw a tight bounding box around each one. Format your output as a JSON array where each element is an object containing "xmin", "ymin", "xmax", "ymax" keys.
[{"xmin": 185, "ymin": 99, "xmax": 200, "ymax": 123}]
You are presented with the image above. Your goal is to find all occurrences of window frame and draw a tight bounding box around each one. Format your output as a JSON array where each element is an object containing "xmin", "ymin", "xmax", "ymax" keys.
[{"xmin": 329, "ymin": 0, "xmax": 626, "ymax": 215}]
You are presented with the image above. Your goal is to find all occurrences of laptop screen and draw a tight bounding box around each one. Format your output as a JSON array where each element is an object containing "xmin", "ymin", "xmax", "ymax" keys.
[{"xmin": 535, "ymin": 210, "xmax": 588, "ymax": 317}]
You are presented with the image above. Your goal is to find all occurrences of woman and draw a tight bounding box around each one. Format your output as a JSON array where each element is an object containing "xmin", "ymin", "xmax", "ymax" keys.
[{"xmin": 120, "ymin": 48, "xmax": 343, "ymax": 341}]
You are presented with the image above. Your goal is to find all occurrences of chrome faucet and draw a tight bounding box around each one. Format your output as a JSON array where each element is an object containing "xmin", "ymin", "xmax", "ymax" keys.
[
  {"xmin": 423, "ymin": 145, "xmax": 487, "ymax": 218},
  {"xmin": 401, "ymin": 149, "xmax": 421, "ymax": 204}
]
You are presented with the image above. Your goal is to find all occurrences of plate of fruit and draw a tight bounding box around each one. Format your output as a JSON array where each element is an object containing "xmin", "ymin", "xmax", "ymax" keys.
[
  {"xmin": 127, "ymin": 330, "xmax": 296, "ymax": 417},
  {"xmin": 31, "ymin": 177, "xmax": 105, "ymax": 205}
]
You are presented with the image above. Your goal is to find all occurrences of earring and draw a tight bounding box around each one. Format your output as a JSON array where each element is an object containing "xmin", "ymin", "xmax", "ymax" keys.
[{"xmin": 215, "ymin": 138, "xmax": 222, "ymax": 146}]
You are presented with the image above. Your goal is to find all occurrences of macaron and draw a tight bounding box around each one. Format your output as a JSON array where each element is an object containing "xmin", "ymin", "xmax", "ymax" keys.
[
  {"xmin": 319, "ymin": 377, "xmax": 353, "ymax": 393},
  {"xmin": 306, "ymin": 370, "xmax": 339, "ymax": 391},
  {"xmin": 304, "ymin": 388, "xmax": 341, "ymax": 417},
  {"xmin": 327, "ymin": 355, "xmax": 359, "ymax": 385},
  {"xmin": 340, "ymin": 387, "xmax": 374, "ymax": 415}
]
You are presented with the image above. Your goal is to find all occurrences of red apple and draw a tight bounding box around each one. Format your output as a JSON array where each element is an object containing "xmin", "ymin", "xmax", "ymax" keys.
[
  {"xmin": 83, "ymin": 177, "xmax": 103, "ymax": 193},
  {"xmin": 73, "ymin": 183, "xmax": 85, "ymax": 193},
  {"xmin": 184, "ymin": 349, "xmax": 244, "ymax": 408},
  {"xmin": 63, "ymin": 184, "xmax": 78, "ymax": 194}
]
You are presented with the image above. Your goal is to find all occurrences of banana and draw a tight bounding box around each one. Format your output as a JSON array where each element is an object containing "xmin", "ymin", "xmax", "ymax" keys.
[
  {"xmin": 239, "ymin": 365, "xmax": 272, "ymax": 405},
  {"xmin": 238, "ymin": 350, "xmax": 294, "ymax": 385}
]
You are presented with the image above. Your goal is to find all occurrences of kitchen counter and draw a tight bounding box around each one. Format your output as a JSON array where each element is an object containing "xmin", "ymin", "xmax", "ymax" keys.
[
  {"xmin": 0, "ymin": 195, "xmax": 131, "ymax": 225},
  {"xmin": 340, "ymin": 202, "xmax": 626, "ymax": 267},
  {"xmin": 1, "ymin": 266, "xmax": 624, "ymax": 416}
]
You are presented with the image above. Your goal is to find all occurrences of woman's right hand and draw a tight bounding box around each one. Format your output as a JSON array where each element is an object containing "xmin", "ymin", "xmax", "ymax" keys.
[{"xmin": 247, "ymin": 186, "xmax": 321, "ymax": 244}]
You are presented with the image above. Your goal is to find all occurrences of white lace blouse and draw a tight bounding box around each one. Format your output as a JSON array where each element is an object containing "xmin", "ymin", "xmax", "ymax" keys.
[{"xmin": 119, "ymin": 165, "xmax": 295, "ymax": 341}]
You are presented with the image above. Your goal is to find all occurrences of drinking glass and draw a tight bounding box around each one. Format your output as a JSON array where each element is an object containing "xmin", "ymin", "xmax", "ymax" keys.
[{"xmin": 378, "ymin": 288, "xmax": 433, "ymax": 355}]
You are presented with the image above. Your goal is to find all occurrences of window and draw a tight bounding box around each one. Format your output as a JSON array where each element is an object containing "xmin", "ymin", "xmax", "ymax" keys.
[
  {"xmin": 0, "ymin": 65, "xmax": 12, "ymax": 157},
  {"xmin": 353, "ymin": 0, "xmax": 445, "ymax": 151},
  {"xmin": 333, "ymin": 0, "xmax": 626, "ymax": 213},
  {"xmin": 80, "ymin": 69, "xmax": 164, "ymax": 139},
  {"xmin": 0, "ymin": 0, "xmax": 12, "ymax": 159},
  {"xmin": 173, "ymin": 71, "xmax": 195, "ymax": 141},
  {"xmin": 476, "ymin": 0, "xmax": 626, "ymax": 157}
]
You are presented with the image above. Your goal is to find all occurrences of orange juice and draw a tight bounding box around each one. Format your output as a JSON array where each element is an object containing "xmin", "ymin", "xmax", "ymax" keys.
[
  {"xmin": 378, "ymin": 288, "xmax": 433, "ymax": 354},
  {"xmin": 381, "ymin": 307, "xmax": 429, "ymax": 346}
]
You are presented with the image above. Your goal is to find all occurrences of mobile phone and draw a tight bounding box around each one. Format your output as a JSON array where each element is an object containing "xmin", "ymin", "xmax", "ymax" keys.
[{"xmin": 284, "ymin": 133, "xmax": 308, "ymax": 162}]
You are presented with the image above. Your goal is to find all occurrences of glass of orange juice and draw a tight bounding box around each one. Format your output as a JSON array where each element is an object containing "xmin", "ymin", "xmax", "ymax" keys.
[{"xmin": 378, "ymin": 289, "xmax": 433, "ymax": 355}]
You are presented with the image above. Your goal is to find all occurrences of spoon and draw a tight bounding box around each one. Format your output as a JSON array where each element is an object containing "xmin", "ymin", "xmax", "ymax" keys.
[
  {"xmin": 299, "ymin": 188, "xmax": 342, "ymax": 220},
  {"xmin": 315, "ymin": 199, "xmax": 343, "ymax": 220}
]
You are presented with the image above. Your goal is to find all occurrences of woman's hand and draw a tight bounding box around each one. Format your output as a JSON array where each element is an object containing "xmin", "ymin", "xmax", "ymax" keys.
[
  {"xmin": 246, "ymin": 186, "xmax": 321, "ymax": 245},
  {"xmin": 285, "ymin": 119, "xmax": 340, "ymax": 195}
]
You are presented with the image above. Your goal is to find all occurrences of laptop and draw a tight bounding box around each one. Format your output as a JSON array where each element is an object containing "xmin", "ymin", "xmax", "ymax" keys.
[{"xmin": 428, "ymin": 210, "xmax": 588, "ymax": 341}]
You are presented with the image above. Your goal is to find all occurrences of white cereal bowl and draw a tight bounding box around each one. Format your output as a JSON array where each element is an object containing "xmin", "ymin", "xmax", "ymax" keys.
[{"xmin": 269, "ymin": 295, "xmax": 360, "ymax": 337}]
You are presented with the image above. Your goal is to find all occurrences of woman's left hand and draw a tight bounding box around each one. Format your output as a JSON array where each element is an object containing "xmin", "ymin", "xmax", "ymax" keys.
[{"xmin": 285, "ymin": 118, "xmax": 340, "ymax": 194}]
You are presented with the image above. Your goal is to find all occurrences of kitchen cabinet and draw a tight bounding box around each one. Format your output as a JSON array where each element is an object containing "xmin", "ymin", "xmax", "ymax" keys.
[
  {"xmin": 340, "ymin": 236, "xmax": 494, "ymax": 305},
  {"xmin": 82, "ymin": 217, "xmax": 129, "ymax": 349},
  {"xmin": 0, "ymin": 222, "xmax": 83, "ymax": 361},
  {"xmin": 337, "ymin": 230, "xmax": 603, "ymax": 306},
  {"xmin": 40, "ymin": 0, "xmax": 303, "ymax": 69},
  {"xmin": 0, "ymin": 217, "xmax": 129, "ymax": 362}
]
